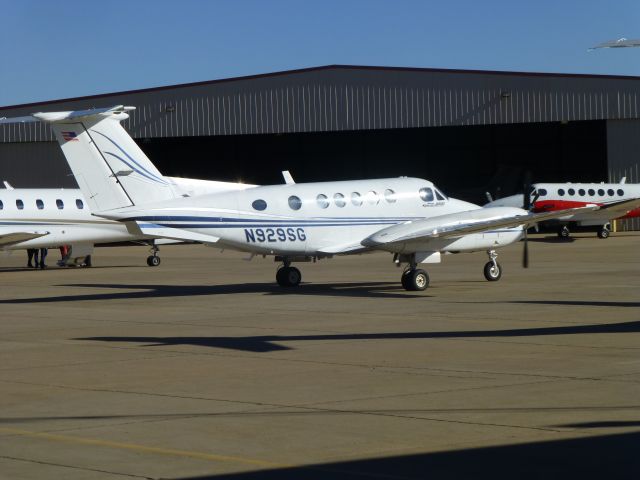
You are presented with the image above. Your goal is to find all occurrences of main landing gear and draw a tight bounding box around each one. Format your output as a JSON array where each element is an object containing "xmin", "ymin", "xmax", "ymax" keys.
[
  {"xmin": 146, "ymin": 242, "xmax": 161, "ymax": 267},
  {"xmin": 483, "ymin": 249, "xmax": 502, "ymax": 281},
  {"xmin": 276, "ymin": 258, "xmax": 302, "ymax": 287},
  {"xmin": 557, "ymin": 225, "xmax": 571, "ymax": 239},
  {"xmin": 401, "ymin": 267, "xmax": 430, "ymax": 291},
  {"xmin": 597, "ymin": 224, "xmax": 611, "ymax": 239},
  {"xmin": 557, "ymin": 224, "xmax": 611, "ymax": 239}
]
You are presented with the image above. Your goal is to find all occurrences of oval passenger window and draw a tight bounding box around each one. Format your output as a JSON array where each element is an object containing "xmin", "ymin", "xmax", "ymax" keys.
[
  {"xmin": 76, "ymin": 199, "xmax": 84, "ymax": 209},
  {"xmin": 288, "ymin": 196, "xmax": 302, "ymax": 210},
  {"xmin": 384, "ymin": 189, "xmax": 397, "ymax": 203},
  {"xmin": 351, "ymin": 192, "xmax": 362, "ymax": 206},
  {"xmin": 252, "ymin": 199, "xmax": 267, "ymax": 211},
  {"xmin": 316, "ymin": 194, "xmax": 329, "ymax": 209},
  {"xmin": 334, "ymin": 193, "xmax": 346, "ymax": 207}
]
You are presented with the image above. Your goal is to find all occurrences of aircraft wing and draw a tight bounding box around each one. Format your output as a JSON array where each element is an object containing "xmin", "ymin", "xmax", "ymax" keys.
[
  {"xmin": 592, "ymin": 197, "xmax": 640, "ymax": 219},
  {"xmin": 538, "ymin": 197, "xmax": 640, "ymax": 222},
  {"xmin": 363, "ymin": 206, "xmax": 598, "ymax": 247},
  {"xmin": 130, "ymin": 222, "xmax": 220, "ymax": 245},
  {"xmin": 0, "ymin": 230, "xmax": 49, "ymax": 247}
]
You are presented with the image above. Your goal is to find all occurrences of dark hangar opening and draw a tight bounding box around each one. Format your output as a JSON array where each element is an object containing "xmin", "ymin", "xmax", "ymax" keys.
[{"xmin": 140, "ymin": 120, "xmax": 606, "ymax": 205}]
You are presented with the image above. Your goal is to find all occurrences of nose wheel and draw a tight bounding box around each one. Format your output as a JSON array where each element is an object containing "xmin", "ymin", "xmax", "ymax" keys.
[{"xmin": 483, "ymin": 250, "xmax": 502, "ymax": 281}]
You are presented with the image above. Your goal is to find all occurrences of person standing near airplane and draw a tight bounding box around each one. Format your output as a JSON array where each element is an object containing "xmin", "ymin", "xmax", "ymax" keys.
[
  {"xmin": 27, "ymin": 248, "xmax": 37, "ymax": 268},
  {"xmin": 38, "ymin": 248, "xmax": 47, "ymax": 269}
]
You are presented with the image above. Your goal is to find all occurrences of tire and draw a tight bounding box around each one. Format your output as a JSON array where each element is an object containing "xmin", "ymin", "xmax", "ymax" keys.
[
  {"xmin": 402, "ymin": 269, "xmax": 429, "ymax": 291},
  {"xmin": 558, "ymin": 226, "xmax": 570, "ymax": 239},
  {"xmin": 483, "ymin": 261, "xmax": 502, "ymax": 281},
  {"xmin": 597, "ymin": 228, "xmax": 610, "ymax": 239},
  {"xmin": 276, "ymin": 266, "xmax": 301, "ymax": 287},
  {"xmin": 147, "ymin": 255, "xmax": 161, "ymax": 267}
]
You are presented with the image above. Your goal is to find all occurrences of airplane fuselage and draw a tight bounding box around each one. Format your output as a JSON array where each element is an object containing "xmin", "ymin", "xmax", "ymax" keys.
[{"xmin": 113, "ymin": 177, "xmax": 525, "ymax": 257}]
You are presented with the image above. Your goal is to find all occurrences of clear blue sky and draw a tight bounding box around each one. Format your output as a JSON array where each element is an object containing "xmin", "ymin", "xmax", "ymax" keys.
[{"xmin": 1, "ymin": 0, "xmax": 639, "ymax": 106}]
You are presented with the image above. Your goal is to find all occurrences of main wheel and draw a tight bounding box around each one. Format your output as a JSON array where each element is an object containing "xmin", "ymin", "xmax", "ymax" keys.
[
  {"xmin": 558, "ymin": 226, "xmax": 570, "ymax": 239},
  {"xmin": 276, "ymin": 266, "xmax": 302, "ymax": 287},
  {"xmin": 402, "ymin": 269, "xmax": 429, "ymax": 291},
  {"xmin": 597, "ymin": 228, "xmax": 610, "ymax": 239},
  {"xmin": 483, "ymin": 261, "xmax": 502, "ymax": 281},
  {"xmin": 147, "ymin": 255, "xmax": 161, "ymax": 267}
]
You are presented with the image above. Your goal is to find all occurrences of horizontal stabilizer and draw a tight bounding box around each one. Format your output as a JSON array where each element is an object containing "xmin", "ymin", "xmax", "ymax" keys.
[
  {"xmin": 132, "ymin": 222, "xmax": 219, "ymax": 245},
  {"xmin": 0, "ymin": 230, "xmax": 49, "ymax": 247}
]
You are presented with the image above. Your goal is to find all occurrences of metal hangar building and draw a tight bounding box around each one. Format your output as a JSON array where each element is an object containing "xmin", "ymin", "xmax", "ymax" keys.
[{"xmin": 1, "ymin": 64, "xmax": 639, "ymax": 229}]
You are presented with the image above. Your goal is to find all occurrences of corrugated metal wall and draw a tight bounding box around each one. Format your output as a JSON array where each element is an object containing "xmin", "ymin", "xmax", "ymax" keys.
[
  {"xmin": 2, "ymin": 66, "xmax": 640, "ymax": 142},
  {"xmin": 607, "ymin": 119, "xmax": 640, "ymax": 231}
]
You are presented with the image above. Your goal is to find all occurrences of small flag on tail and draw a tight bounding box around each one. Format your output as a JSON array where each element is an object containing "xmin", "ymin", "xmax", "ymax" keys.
[{"xmin": 61, "ymin": 131, "xmax": 78, "ymax": 141}]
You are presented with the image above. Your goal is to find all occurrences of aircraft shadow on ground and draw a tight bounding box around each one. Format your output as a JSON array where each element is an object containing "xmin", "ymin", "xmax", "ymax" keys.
[
  {"xmin": 75, "ymin": 319, "xmax": 640, "ymax": 352},
  {"xmin": 170, "ymin": 431, "xmax": 640, "ymax": 480},
  {"xmin": 0, "ymin": 282, "xmax": 426, "ymax": 303}
]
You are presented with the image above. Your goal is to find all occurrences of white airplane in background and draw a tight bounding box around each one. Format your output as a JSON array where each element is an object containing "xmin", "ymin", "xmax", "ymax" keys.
[
  {"xmin": 4, "ymin": 106, "xmax": 635, "ymax": 291},
  {"xmin": 0, "ymin": 178, "xmax": 255, "ymax": 266},
  {"xmin": 485, "ymin": 179, "xmax": 640, "ymax": 239}
]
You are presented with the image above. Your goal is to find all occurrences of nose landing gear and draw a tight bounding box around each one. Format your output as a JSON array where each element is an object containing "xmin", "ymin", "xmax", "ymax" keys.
[{"xmin": 483, "ymin": 250, "xmax": 502, "ymax": 281}]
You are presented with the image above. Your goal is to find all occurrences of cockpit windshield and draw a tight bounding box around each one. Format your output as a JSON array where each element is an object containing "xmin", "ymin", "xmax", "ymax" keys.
[{"xmin": 434, "ymin": 187, "xmax": 448, "ymax": 201}]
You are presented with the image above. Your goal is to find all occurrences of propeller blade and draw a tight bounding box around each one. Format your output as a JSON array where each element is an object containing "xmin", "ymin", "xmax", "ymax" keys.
[{"xmin": 523, "ymin": 171, "xmax": 532, "ymax": 211}]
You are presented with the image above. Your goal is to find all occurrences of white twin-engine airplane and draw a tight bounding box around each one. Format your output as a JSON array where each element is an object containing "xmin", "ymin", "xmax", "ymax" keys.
[
  {"xmin": 0, "ymin": 179, "xmax": 254, "ymax": 266},
  {"xmin": 1, "ymin": 106, "xmax": 608, "ymax": 290}
]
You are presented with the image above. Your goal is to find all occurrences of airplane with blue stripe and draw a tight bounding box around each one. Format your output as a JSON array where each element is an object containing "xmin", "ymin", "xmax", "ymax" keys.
[{"xmin": 0, "ymin": 106, "xmax": 604, "ymax": 290}]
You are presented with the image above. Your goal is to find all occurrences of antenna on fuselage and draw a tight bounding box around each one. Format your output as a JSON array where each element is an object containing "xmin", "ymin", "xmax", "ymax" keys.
[
  {"xmin": 3, "ymin": 181, "xmax": 14, "ymax": 190},
  {"xmin": 282, "ymin": 170, "xmax": 295, "ymax": 184}
]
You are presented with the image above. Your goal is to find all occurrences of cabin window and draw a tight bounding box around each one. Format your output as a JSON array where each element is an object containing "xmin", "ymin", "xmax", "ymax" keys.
[
  {"xmin": 419, "ymin": 187, "xmax": 434, "ymax": 202},
  {"xmin": 76, "ymin": 199, "xmax": 84, "ymax": 209},
  {"xmin": 578, "ymin": 189, "xmax": 585, "ymax": 196},
  {"xmin": 351, "ymin": 192, "xmax": 362, "ymax": 206},
  {"xmin": 558, "ymin": 189, "xmax": 565, "ymax": 196},
  {"xmin": 316, "ymin": 194, "xmax": 329, "ymax": 209},
  {"xmin": 251, "ymin": 199, "xmax": 267, "ymax": 211},
  {"xmin": 588, "ymin": 189, "xmax": 595, "ymax": 196},
  {"xmin": 288, "ymin": 195, "xmax": 302, "ymax": 210},
  {"xmin": 365, "ymin": 191, "xmax": 379, "ymax": 205},
  {"xmin": 36, "ymin": 199, "xmax": 44, "ymax": 210},
  {"xmin": 607, "ymin": 189, "xmax": 614, "ymax": 196},
  {"xmin": 597, "ymin": 189, "xmax": 605, "ymax": 196},
  {"xmin": 334, "ymin": 193, "xmax": 346, "ymax": 207},
  {"xmin": 0, "ymin": 200, "xmax": 3, "ymax": 210},
  {"xmin": 16, "ymin": 199, "xmax": 24, "ymax": 210},
  {"xmin": 384, "ymin": 189, "xmax": 397, "ymax": 203},
  {"xmin": 568, "ymin": 188, "xmax": 575, "ymax": 195},
  {"xmin": 617, "ymin": 189, "xmax": 624, "ymax": 196}
]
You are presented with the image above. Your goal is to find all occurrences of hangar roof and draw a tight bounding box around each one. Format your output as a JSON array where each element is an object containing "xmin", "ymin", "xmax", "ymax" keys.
[{"xmin": 2, "ymin": 64, "xmax": 640, "ymax": 142}]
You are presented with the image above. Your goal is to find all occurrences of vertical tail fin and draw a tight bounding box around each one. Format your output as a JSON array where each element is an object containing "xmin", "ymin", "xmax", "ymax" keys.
[{"xmin": 34, "ymin": 106, "xmax": 176, "ymax": 212}]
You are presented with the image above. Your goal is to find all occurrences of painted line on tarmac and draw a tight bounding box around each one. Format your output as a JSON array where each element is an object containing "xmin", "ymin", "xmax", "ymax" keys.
[{"xmin": 0, "ymin": 426, "xmax": 287, "ymax": 469}]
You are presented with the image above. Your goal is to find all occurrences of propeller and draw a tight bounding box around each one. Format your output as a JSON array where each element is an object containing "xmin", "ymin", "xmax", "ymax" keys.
[{"xmin": 522, "ymin": 171, "xmax": 533, "ymax": 268}]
